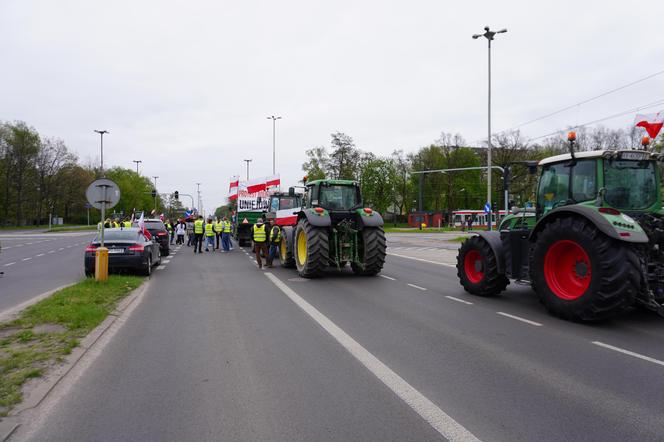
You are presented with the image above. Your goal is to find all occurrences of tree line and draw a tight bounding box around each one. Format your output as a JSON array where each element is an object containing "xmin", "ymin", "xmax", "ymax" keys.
[
  {"xmin": 302, "ymin": 125, "xmax": 662, "ymax": 221},
  {"xmin": 0, "ymin": 121, "xmax": 168, "ymax": 226}
]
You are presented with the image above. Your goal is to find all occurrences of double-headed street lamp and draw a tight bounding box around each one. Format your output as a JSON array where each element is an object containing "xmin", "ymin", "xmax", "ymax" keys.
[
  {"xmin": 473, "ymin": 26, "xmax": 507, "ymax": 230},
  {"xmin": 267, "ymin": 115, "xmax": 281, "ymax": 175},
  {"xmin": 94, "ymin": 130, "xmax": 109, "ymax": 176},
  {"xmin": 152, "ymin": 176, "xmax": 159, "ymax": 212},
  {"xmin": 132, "ymin": 160, "xmax": 142, "ymax": 174},
  {"xmin": 243, "ymin": 159, "xmax": 252, "ymax": 180}
]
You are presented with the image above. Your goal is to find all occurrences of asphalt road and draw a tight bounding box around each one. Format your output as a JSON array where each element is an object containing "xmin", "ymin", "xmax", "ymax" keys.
[
  {"xmin": 0, "ymin": 231, "xmax": 95, "ymax": 314},
  {"xmin": 13, "ymin": 236, "xmax": 664, "ymax": 441}
]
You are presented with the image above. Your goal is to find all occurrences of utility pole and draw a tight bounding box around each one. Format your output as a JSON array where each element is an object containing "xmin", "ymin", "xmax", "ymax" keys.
[
  {"xmin": 132, "ymin": 160, "xmax": 142, "ymax": 174},
  {"xmin": 152, "ymin": 176, "xmax": 159, "ymax": 212},
  {"xmin": 473, "ymin": 26, "xmax": 507, "ymax": 230},
  {"xmin": 196, "ymin": 183, "xmax": 202, "ymax": 214},
  {"xmin": 243, "ymin": 159, "xmax": 252, "ymax": 180},
  {"xmin": 267, "ymin": 115, "xmax": 282, "ymax": 174},
  {"xmin": 94, "ymin": 130, "xmax": 109, "ymax": 176}
]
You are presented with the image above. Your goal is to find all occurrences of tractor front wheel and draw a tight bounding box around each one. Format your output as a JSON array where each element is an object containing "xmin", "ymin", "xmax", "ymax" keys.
[
  {"xmin": 294, "ymin": 218, "xmax": 329, "ymax": 278},
  {"xmin": 530, "ymin": 217, "xmax": 640, "ymax": 321},
  {"xmin": 457, "ymin": 236, "xmax": 508, "ymax": 296}
]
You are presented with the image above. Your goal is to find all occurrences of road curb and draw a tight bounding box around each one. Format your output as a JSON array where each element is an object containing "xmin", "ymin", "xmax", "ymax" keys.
[{"xmin": 0, "ymin": 278, "xmax": 152, "ymax": 441}]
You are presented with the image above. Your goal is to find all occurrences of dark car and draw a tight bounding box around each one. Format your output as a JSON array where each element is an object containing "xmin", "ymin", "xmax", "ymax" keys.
[
  {"xmin": 134, "ymin": 219, "xmax": 170, "ymax": 256},
  {"xmin": 85, "ymin": 228, "xmax": 161, "ymax": 276}
]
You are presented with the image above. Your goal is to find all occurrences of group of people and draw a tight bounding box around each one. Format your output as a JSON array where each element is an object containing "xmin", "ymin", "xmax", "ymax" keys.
[
  {"xmin": 250, "ymin": 217, "xmax": 282, "ymax": 269},
  {"xmin": 183, "ymin": 215, "xmax": 234, "ymax": 254},
  {"xmin": 99, "ymin": 217, "xmax": 133, "ymax": 229}
]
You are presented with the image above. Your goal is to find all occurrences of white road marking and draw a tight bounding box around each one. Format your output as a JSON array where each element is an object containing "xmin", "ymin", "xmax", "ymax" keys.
[
  {"xmin": 264, "ymin": 272, "xmax": 480, "ymax": 442},
  {"xmin": 380, "ymin": 275, "xmax": 396, "ymax": 281},
  {"xmin": 22, "ymin": 257, "xmax": 32, "ymax": 261},
  {"xmin": 58, "ymin": 248, "xmax": 64, "ymax": 251},
  {"xmin": 4, "ymin": 262, "xmax": 16, "ymax": 267},
  {"xmin": 407, "ymin": 283, "xmax": 427, "ymax": 291},
  {"xmin": 26, "ymin": 242, "xmax": 33, "ymax": 245},
  {"xmin": 156, "ymin": 265, "xmax": 166, "ymax": 270},
  {"xmin": 66, "ymin": 245, "xmax": 72, "ymax": 248},
  {"xmin": 48, "ymin": 250, "xmax": 55, "ymax": 254},
  {"xmin": 445, "ymin": 296, "xmax": 473, "ymax": 305},
  {"xmin": 36, "ymin": 253, "xmax": 44, "ymax": 257},
  {"xmin": 592, "ymin": 341, "xmax": 664, "ymax": 367},
  {"xmin": 387, "ymin": 253, "xmax": 456, "ymax": 268},
  {"xmin": 161, "ymin": 259, "xmax": 171, "ymax": 264},
  {"xmin": 4, "ymin": 246, "xmax": 11, "ymax": 249},
  {"xmin": 497, "ymin": 312, "xmax": 542, "ymax": 327}
]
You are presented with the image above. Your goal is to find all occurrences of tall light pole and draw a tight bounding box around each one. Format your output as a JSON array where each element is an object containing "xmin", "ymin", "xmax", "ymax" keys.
[
  {"xmin": 94, "ymin": 130, "xmax": 109, "ymax": 176},
  {"xmin": 132, "ymin": 160, "xmax": 142, "ymax": 174},
  {"xmin": 473, "ymin": 26, "xmax": 507, "ymax": 231},
  {"xmin": 152, "ymin": 176, "xmax": 159, "ymax": 212},
  {"xmin": 267, "ymin": 115, "xmax": 282, "ymax": 175},
  {"xmin": 243, "ymin": 159, "xmax": 252, "ymax": 180},
  {"xmin": 196, "ymin": 183, "xmax": 202, "ymax": 214}
]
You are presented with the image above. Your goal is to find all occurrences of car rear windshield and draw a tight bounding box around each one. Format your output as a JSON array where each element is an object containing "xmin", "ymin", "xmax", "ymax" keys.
[
  {"xmin": 145, "ymin": 221, "xmax": 165, "ymax": 230},
  {"xmin": 95, "ymin": 230, "xmax": 140, "ymax": 242}
]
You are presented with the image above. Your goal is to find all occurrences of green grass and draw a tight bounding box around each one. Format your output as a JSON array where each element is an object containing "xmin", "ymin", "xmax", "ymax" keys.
[
  {"xmin": 449, "ymin": 236, "xmax": 470, "ymax": 243},
  {"xmin": 47, "ymin": 225, "xmax": 97, "ymax": 233},
  {"xmin": 383, "ymin": 226, "xmax": 461, "ymax": 233},
  {"xmin": 0, "ymin": 224, "xmax": 94, "ymax": 232},
  {"xmin": 0, "ymin": 276, "xmax": 144, "ymax": 415}
]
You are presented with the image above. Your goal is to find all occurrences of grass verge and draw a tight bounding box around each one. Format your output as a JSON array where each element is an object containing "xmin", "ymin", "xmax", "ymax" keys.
[
  {"xmin": 47, "ymin": 225, "xmax": 97, "ymax": 233},
  {"xmin": 383, "ymin": 227, "xmax": 460, "ymax": 233},
  {"xmin": 0, "ymin": 276, "xmax": 144, "ymax": 416}
]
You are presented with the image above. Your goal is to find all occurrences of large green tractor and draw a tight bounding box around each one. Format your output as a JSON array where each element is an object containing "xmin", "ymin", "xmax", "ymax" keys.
[
  {"xmin": 457, "ymin": 139, "xmax": 664, "ymax": 321},
  {"xmin": 280, "ymin": 179, "xmax": 386, "ymax": 278}
]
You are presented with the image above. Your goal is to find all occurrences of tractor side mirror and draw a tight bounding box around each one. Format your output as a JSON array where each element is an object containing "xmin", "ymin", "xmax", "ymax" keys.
[{"xmin": 288, "ymin": 187, "xmax": 295, "ymax": 197}]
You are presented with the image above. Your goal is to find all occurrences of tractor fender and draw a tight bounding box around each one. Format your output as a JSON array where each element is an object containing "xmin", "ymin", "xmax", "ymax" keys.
[
  {"xmin": 475, "ymin": 231, "xmax": 506, "ymax": 274},
  {"xmin": 530, "ymin": 205, "xmax": 649, "ymax": 244},
  {"xmin": 356, "ymin": 210, "xmax": 384, "ymax": 227},
  {"xmin": 300, "ymin": 209, "xmax": 331, "ymax": 227}
]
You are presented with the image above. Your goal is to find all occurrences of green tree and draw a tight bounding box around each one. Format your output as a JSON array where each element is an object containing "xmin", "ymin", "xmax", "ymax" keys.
[
  {"xmin": 360, "ymin": 157, "xmax": 397, "ymax": 214},
  {"xmin": 328, "ymin": 132, "xmax": 361, "ymax": 180},
  {"xmin": 104, "ymin": 167, "xmax": 163, "ymax": 219},
  {"xmin": 302, "ymin": 146, "xmax": 328, "ymax": 180}
]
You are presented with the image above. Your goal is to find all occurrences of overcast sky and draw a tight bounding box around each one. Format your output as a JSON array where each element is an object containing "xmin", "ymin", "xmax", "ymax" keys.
[{"xmin": 2, "ymin": 0, "xmax": 664, "ymax": 212}]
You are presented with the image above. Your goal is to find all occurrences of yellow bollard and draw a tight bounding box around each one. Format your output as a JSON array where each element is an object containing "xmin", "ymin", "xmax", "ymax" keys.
[{"xmin": 95, "ymin": 247, "xmax": 109, "ymax": 282}]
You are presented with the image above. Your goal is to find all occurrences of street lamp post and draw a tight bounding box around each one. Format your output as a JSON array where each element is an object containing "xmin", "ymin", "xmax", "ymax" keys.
[
  {"xmin": 152, "ymin": 176, "xmax": 159, "ymax": 212},
  {"xmin": 94, "ymin": 130, "xmax": 109, "ymax": 176},
  {"xmin": 473, "ymin": 26, "xmax": 507, "ymax": 230},
  {"xmin": 196, "ymin": 183, "xmax": 202, "ymax": 214},
  {"xmin": 132, "ymin": 160, "xmax": 142, "ymax": 174},
  {"xmin": 243, "ymin": 159, "xmax": 253, "ymax": 180},
  {"xmin": 267, "ymin": 116, "xmax": 282, "ymax": 175}
]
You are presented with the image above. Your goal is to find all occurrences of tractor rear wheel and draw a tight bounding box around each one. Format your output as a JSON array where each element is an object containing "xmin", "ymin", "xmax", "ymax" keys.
[
  {"xmin": 294, "ymin": 218, "xmax": 329, "ymax": 278},
  {"xmin": 351, "ymin": 227, "xmax": 386, "ymax": 276},
  {"xmin": 530, "ymin": 217, "xmax": 640, "ymax": 321},
  {"xmin": 457, "ymin": 236, "xmax": 508, "ymax": 296},
  {"xmin": 279, "ymin": 228, "xmax": 295, "ymax": 268}
]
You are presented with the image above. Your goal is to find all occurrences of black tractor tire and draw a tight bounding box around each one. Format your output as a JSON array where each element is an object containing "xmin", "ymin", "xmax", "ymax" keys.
[
  {"xmin": 294, "ymin": 218, "xmax": 329, "ymax": 278},
  {"xmin": 142, "ymin": 255, "xmax": 152, "ymax": 277},
  {"xmin": 457, "ymin": 236, "xmax": 509, "ymax": 296},
  {"xmin": 351, "ymin": 227, "xmax": 387, "ymax": 276},
  {"xmin": 279, "ymin": 228, "xmax": 295, "ymax": 268},
  {"xmin": 530, "ymin": 217, "xmax": 640, "ymax": 321}
]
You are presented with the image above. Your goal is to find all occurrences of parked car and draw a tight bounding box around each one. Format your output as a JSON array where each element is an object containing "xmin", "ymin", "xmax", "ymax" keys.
[
  {"xmin": 84, "ymin": 228, "xmax": 161, "ymax": 276},
  {"xmin": 134, "ymin": 219, "xmax": 170, "ymax": 256}
]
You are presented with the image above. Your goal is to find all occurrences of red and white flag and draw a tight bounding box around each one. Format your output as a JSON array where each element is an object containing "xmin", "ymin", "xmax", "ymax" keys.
[
  {"xmin": 266, "ymin": 174, "xmax": 280, "ymax": 188},
  {"xmin": 228, "ymin": 175, "xmax": 240, "ymax": 200},
  {"xmin": 635, "ymin": 112, "xmax": 664, "ymax": 139},
  {"xmin": 138, "ymin": 212, "xmax": 151, "ymax": 240},
  {"xmin": 246, "ymin": 176, "xmax": 267, "ymax": 193}
]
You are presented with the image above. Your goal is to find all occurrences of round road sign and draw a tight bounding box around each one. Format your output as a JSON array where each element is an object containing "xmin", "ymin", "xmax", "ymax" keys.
[{"xmin": 86, "ymin": 178, "xmax": 121, "ymax": 210}]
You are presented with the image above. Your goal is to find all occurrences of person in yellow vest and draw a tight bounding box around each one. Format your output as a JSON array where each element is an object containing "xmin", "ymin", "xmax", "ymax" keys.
[
  {"xmin": 266, "ymin": 218, "xmax": 281, "ymax": 268},
  {"xmin": 221, "ymin": 216, "xmax": 232, "ymax": 252},
  {"xmin": 252, "ymin": 218, "xmax": 268, "ymax": 269},
  {"xmin": 214, "ymin": 218, "xmax": 224, "ymax": 250},
  {"xmin": 122, "ymin": 218, "xmax": 132, "ymax": 228},
  {"xmin": 204, "ymin": 217, "xmax": 216, "ymax": 252},
  {"xmin": 193, "ymin": 215, "xmax": 204, "ymax": 254}
]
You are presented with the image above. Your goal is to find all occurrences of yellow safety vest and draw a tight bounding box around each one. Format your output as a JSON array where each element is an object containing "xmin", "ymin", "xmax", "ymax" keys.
[
  {"xmin": 214, "ymin": 222, "xmax": 223, "ymax": 233},
  {"xmin": 194, "ymin": 219, "xmax": 204, "ymax": 234},
  {"xmin": 222, "ymin": 221, "xmax": 232, "ymax": 233},
  {"xmin": 113, "ymin": 221, "xmax": 120, "ymax": 228},
  {"xmin": 270, "ymin": 226, "xmax": 281, "ymax": 243},
  {"xmin": 253, "ymin": 224, "xmax": 266, "ymax": 242},
  {"xmin": 123, "ymin": 221, "xmax": 132, "ymax": 228},
  {"xmin": 205, "ymin": 223, "xmax": 215, "ymax": 236}
]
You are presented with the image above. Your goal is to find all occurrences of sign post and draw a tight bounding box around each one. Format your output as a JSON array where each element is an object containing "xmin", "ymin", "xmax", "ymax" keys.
[
  {"xmin": 484, "ymin": 202, "xmax": 492, "ymax": 231},
  {"xmin": 86, "ymin": 179, "xmax": 121, "ymax": 282}
]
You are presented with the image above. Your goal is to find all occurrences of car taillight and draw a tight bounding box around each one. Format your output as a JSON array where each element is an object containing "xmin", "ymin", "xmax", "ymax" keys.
[
  {"xmin": 128, "ymin": 245, "xmax": 145, "ymax": 252},
  {"xmin": 157, "ymin": 232, "xmax": 167, "ymax": 236},
  {"xmin": 85, "ymin": 245, "xmax": 98, "ymax": 252}
]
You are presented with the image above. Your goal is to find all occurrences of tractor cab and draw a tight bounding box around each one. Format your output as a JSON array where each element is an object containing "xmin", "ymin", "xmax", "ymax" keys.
[{"xmin": 305, "ymin": 180, "xmax": 362, "ymax": 212}]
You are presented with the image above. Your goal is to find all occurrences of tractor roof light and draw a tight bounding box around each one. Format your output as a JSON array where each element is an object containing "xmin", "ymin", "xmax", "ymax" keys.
[
  {"xmin": 642, "ymin": 136, "xmax": 651, "ymax": 149},
  {"xmin": 567, "ymin": 131, "xmax": 576, "ymax": 142}
]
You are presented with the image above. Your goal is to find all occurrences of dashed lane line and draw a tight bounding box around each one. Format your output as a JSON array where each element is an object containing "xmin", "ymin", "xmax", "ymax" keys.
[
  {"xmin": 407, "ymin": 283, "xmax": 427, "ymax": 291},
  {"xmin": 445, "ymin": 296, "xmax": 473, "ymax": 305},
  {"xmin": 4, "ymin": 262, "xmax": 16, "ymax": 267},
  {"xmin": 161, "ymin": 259, "xmax": 171, "ymax": 264},
  {"xmin": 156, "ymin": 265, "xmax": 166, "ymax": 270},
  {"xmin": 22, "ymin": 258, "xmax": 31, "ymax": 262},
  {"xmin": 592, "ymin": 341, "xmax": 664, "ymax": 368},
  {"xmin": 36, "ymin": 253, "xmax": 44, "ymax": 257},
  {"xmin": 264, "ymin": 272, "xmax": 481, "ymax": 442},
  {"xmin": 47, "ymin": 250, "xmax": 55, "ymax": 254},
  {"xmin": 387, "ymin": 253, "xmax": 456, "ymax": 268},
  {"xmin": 497, "ymin": 312, "xmax": 542, "ymax": 327},
  {"xmin": 380, "ymin": 275, "xmax": 396, "ymax": 281}
]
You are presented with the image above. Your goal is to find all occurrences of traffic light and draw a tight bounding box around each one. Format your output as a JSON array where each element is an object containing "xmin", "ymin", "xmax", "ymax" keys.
[
  {"xmin": 151, "ymin": 189, "xmax": 156, "ymax": 198},
  {"xmin": 174, "ymin": 190, "xmax": 179, "ymax": 200}
]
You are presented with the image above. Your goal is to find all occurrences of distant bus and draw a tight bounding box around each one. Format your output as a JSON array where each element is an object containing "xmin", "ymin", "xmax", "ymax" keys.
[{"xmin": 452, "ymin": 210, "xmax": 510, "ymax": 228}]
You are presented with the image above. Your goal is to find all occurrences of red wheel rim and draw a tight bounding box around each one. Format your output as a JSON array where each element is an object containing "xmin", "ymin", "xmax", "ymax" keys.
[
  {"xmin": 464, "ymin": 249, "xmax": 484, "ymax": 283},
  {"xmin": 544, "ymin": 240, "xmax": 591, "ymax": 300}
]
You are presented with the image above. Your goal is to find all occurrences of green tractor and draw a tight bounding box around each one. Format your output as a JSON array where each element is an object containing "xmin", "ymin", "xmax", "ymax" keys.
[
  {"xmin": 457, "ymin": 137, "xmax": 664, "ymax": 321},
  {"xmin": 280, "ymin": 179, "xmax": 386, "ymax": 278}
]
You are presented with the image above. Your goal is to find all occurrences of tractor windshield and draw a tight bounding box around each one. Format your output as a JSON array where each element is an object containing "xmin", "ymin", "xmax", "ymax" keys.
[
  {"xmin": 604, "ymin": 160, "xmax": 657, "ymax": 210},
  {"xmin": 319, "ymin": 185, "xmax": 359, "ymax": 210}
]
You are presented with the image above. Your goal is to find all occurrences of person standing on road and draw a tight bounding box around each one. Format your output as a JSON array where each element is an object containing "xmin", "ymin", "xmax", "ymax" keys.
[
  {"xmin": 193, "ymin": 215, "xmax": 204, "ymax": 254},
  {"xmin": 214, "ymin": 218, "xmax": 223, "ymax": 250},
  {"xmin": 221, "ymin": 216, "xmax": 232, "ymax": 252},
  {"xmin": 266, "ymin": 218, "xmax": 281, "ymax": 268},
  {"xmin": 176, "ymin": 220, "xmax": 186, "ymax": 245},
  {"xmin": 166, "ymin": 219, "xmax": 175, "ymax": 245},
  {"xmin": 252, "ymin": 218, "xmax": 268, "ymax": 269},
  {"xmin": 186, "ymin": 218, "xmax": 194, "ymax": 247},
  {"xmin": 205, "ymin": 217, "xmax": 215, "ymax": 252}
]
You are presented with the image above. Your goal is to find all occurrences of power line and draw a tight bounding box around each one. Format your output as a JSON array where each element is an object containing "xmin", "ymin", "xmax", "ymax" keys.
[
  {"xmin": 501, "ymin": 68, "xmax": 664, "ymax": 133},
  {"xmin": 527, "ymin": 97, "xmax": 664, "ymax": 142}
]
